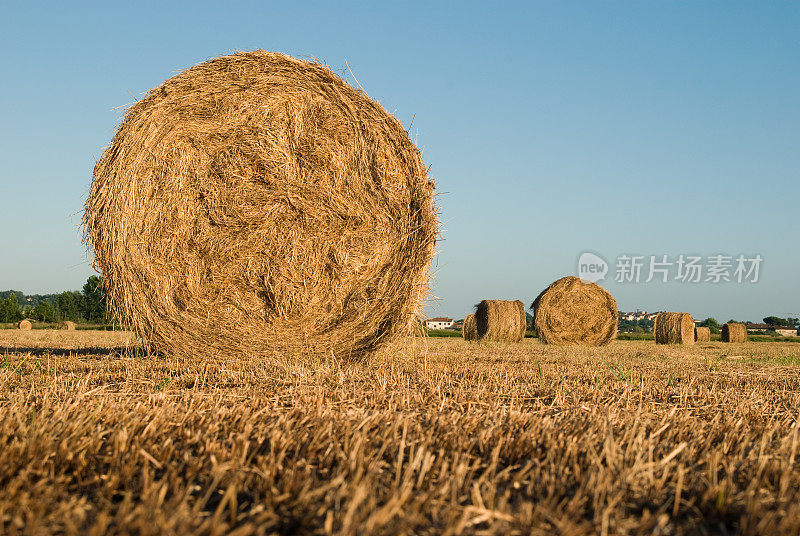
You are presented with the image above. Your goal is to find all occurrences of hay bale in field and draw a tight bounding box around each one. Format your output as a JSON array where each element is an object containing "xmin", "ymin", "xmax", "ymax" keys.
[
  {"xmin": 532, "ymin": 276, "xmax": 617, "ymax": 346},
  {"xmin": 18, "ymin": 319, "xmax": 31, "ymax": 330},
  {"xmin": 721, "ymin": 323, "xmax": 747, "ymax": 343},
  {"xmin": 654, "ymin": 312, "xmax": 695, "ymax": 345},
  {"xmin": 83, "ymin": 51, "xmax": 437, "ymax": 360},
  {"xmin": 695, "ymin": 326, "xmax": 711, "ymax": 342},
  {"xmin": 60, "ymin": 321, "xmax": 76, "ymax": 331},
  {"xmin": 462, "ymin": 313, "xmax": 478, "ymax": 341},
  {"xmin": 474, "ymin": 300, "xmax": 526, "ymax": 342}
]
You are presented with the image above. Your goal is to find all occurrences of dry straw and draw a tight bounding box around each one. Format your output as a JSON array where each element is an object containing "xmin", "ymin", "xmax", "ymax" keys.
[
  {"xmin": 474, "ymin": 300, "xmax": 526, "ymax": 343},
  {"xmin": 721, "ymin": 323, "xmax": 747, "ymax": 343},
  {"xmin": 83, "ymin": 51, "xmax": 438, "ymax": 360},
  {"xmin": 60, "ymin": 321, "xmax": 76, "ymax": 331},
  {"xmin": 18, "ymin": 320, "xmax": 31, "ymax": 331},
  {"xmin": 694, "ymin": 326, "xmax": 711, "ymax": 343},
  {"xmin": 462, "ymin": 313, "xmax": 478, "ymax": 341},
  {"xmin": 654, "ymin": 312, "xmax": 695, "ymax": 345},
  {"xmin": 532, "ymin": 276, "xmax": 618, "ymax": 346}
]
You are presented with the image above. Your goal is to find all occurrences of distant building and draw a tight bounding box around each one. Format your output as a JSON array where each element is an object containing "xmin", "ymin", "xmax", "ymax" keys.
[
  {"xmin": 746, "ymin": 323, "xmax": 798, "ymax": 337},
  {"xmin": 425, "ymin": 317, "xmax": 454, "ymax": 330},
  {"xmin": 620, "ymin": 311, "xmax": 661, "ymax": 322}
]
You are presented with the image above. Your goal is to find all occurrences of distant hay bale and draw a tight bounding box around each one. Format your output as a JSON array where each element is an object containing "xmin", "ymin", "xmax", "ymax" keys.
[
  {"xmin": 18, "ymin": 320, "xmax": 31, "ymax": 331},
  {"xmin": 721, "ymin": 323, "xmax": 747, "ymax": 343},
  {"xmin": 474, "ymin": 300, "xmax": 526, "ymax": 343},
  {"xmin": 695, "ymin": 326, "xmax": 711, "ymax": 342},
  {"xmin": 654, "ymin": 312, "xmax": 695, "ymax": 345},
  {"xmin": 60, "ymin": 321, "xmax": 76, "ymax": 331},
  {"xmin": 83, "ymin": 51, "xmax": 437, "ymax": 360},
  {"xmin": 462, "ymin": 314, "xmax": 478, "ymax": 341},
  {"xmin": 532, "ymin": 276, "xmax": 618, "ymax": 346}
]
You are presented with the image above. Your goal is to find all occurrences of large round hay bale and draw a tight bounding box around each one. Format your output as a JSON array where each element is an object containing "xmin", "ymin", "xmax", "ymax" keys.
[
  {"xmin": 654, "ymin": 312, "xmax": 695, "ymax": 345},
  {"xmin": 474, "ymin": 300, "xmax": 526, "ymax": 342},
  {"xmin": 60, "ymin": 321, "xmax": 76, "ymax": 331},
  {"xmin": 532, "ymin": 277, "xmax": 617, "ymax": 346},
  {"xmin": 18, "ymin": 319, "xmax": 32, "ymax": 331},
  {"xmin": 694, "ymin": 326, "xmax": 711, "ymax": 342},
  {"xmin": 462, "ymin": 313, "xmax": 478, "ymax": 341},
  {"xmin": 721, "ymin": 323, "xmax": 747, "ymax": 343},
  {"xmin": 83, "ymin": 51, "xmax": 437, "ymax": 360}
]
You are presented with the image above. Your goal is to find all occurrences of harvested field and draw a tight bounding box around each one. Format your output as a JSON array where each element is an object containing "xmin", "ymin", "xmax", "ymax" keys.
[{"xmin": 2, "ymin": 330, "xmax": 800, "ymax": 535}]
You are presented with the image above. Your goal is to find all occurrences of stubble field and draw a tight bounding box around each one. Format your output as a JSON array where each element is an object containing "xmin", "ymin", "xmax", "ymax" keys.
[{"xmin": 1, "ymin": 330, "xmax": 799, "ymax": 535}]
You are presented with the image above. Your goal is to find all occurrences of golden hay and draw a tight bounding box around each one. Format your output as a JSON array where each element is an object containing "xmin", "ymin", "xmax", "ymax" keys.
[
  {"xmin": 694, "ymin": 326, "xmax": 711, "ymax": 342},
  {"xmin": 721, "ymin": 323, "xmax": 748, "ymax": 343},
  {"xmin": 60, "ymin": 321, "xmax": 76, "ymax": 331},
  {"xmin": 462, "ymin": 313, "xmax": 478, "ymax": 341},
  {"xmin": 532, "ymin": 277, "xmax": 617, "ymax": 346},
  {"xmin": 474, "ymin": 300, "xmax": 526, "ymax": 343},
  {"xmin": 83, "ymin": 51, "xmax": 437, "ymax": 360},
  {"xmin": 654, "ymin": 312, "xmax": 695, "ymax": 345},
  {"xmin": 17, "ymin": 320, "xmax": 31, "ymax": 331}
]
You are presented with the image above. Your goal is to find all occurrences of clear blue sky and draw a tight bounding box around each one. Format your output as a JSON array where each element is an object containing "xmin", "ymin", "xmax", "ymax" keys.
[{"xmin": 1, "ymin": 1, "xmax": 798, "ymax": 322}]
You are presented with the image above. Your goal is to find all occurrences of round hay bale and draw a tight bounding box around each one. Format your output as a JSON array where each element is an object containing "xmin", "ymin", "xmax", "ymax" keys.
[
  {"xmin": 18, "ymin": 319, "xmax": 32, "ymax": 331},
  {"xmin": 532, "ymin": 277, "xmax": 617, "ymax": 346},
  {"xmin": 654, "ymin": 312, "xmax": 695, "ymax": 345},
  {"xmin": 83, "ymin": 51, "xmax": 437, "ymax": 360},
  {"xmin": 474, "ymin": 300, "xmax": 526, "ymax": 342},
  {"xmin": 721, "ymin": 323, "xmax": 747, "ymax": 343},
  {"xmin": 462, "ymin": 313, "xmax": 478, "ymax": 341},
  {"xmin": 60, "ymin": 321, "xmax": 76, "ymax": 331},
  {"xmin": 694, "ymin": 326, "xmax": 711, "ymax": 342}
]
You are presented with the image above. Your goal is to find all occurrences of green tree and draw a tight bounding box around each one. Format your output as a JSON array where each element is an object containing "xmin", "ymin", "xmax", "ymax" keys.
[
  {"xmin": 699, "ymin": 317, "xmax": 721, "ymax": 334},
  {"xmin": 55, "ymin": 291, "xmax": 82, "ymax": 322},
  {"xmin": 32, "ymin": 300, "xmax": 57, "ymax": 323},
  {"xmin": 0, "ymin": 293, "xmax": 23, "ymax": 323},
  {"xmin": 763, "ymin": 316, "xmax": 789, "ymax": 327},
  {"xmin": 81, "ymin": 275, "xmax": 108, "ymax": 323}
]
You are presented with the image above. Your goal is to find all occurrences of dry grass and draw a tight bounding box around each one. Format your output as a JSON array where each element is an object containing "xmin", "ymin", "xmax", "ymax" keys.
[
  {"xmin": 2, "ymin": 330, "xmax": 800, "ymax": 535},
  {"xmin": 83, "ymin": 50, "xmax": 438, "ymax": 362}
]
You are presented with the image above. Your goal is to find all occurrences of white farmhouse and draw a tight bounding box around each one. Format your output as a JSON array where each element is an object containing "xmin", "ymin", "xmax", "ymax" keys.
[{"xmin": 425, "ymin": 317, "xmax": 454, "ymax": 330}]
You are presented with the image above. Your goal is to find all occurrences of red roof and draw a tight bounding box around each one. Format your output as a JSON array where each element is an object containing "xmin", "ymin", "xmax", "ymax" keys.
[{"xmin": 427, "ymin": 317, "xmax": 454, "ymax": 322}]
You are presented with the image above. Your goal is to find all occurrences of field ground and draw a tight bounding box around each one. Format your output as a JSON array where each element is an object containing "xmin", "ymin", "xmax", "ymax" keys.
[
  {"xmin": 0, "ymin": 323, "xmax": 117, "ymax": 331},
  {"xmin": 2, "ymin": 331, "xmax": 800, "ymax": 535}
]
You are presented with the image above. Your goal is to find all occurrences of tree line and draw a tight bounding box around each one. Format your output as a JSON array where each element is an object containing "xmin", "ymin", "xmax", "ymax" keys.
[
  {"xmin": 0, "ymin": 276, "xmax": 108, "ymax": 324},
  {"xmin": 619, "ymin": 316, "xmax": 798, "ymax": 334}
]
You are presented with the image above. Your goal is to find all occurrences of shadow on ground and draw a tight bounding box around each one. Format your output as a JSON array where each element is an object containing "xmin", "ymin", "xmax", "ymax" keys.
[{"xmin": 0, "ymin": 346, "xmax": 138, "ymax": 357}]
